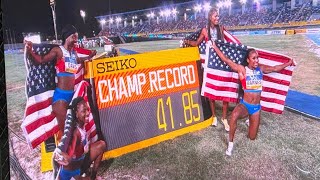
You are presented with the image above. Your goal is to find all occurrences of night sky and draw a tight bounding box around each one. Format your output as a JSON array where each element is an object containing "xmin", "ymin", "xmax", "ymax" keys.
[{"xmin": 2, "ymin": 0, "xmax": 190, "ymax": 42}]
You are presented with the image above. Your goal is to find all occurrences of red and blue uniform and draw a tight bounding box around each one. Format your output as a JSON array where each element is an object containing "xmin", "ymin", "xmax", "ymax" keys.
[
  {"xmin": 59, "ymin": 126, "xmax": 89, "ymax": 180},
  {"xmin": 52, "ymin": 46, "xmax": 79, "ymax": 104}
]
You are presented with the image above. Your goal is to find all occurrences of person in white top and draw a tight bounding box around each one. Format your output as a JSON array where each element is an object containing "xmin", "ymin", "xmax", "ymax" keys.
[{"xmin": 185, "ymin": 8, "xmax": 230, "ymax": 132}]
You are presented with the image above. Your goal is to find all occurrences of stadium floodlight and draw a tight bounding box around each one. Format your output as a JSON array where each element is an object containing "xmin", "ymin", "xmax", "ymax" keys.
[
  {"xmin": 116, "ymin": 17, "xmax": 122, "ymax": 22},
  {"xmin": 240, "ymin": 0, "xmax": 247, "ymax": 4},
  {"xmin": 172, "ymin": 8, "xmax": 178, "ymax": 15},
  {"xmin": 100, "ymin": 19, "xmax": 106, "ymax": 25},
  {"xmin": 172, "ymin": 8, "xmax": 178, "ymax": 21},
  {"xmin": 80, "ymin": 10, "xmax": 86, "ymax": 23},
  {"xmin": 165, "ymin": 9, "xmax": 171, "ymax": 17},
  {"xmin": 217, "ymin": 2, "xmax": 223, "ymax": 9},
  {"xmin": 160, "ymin": 11, "xmax": 165, "ymax": 17},
  {"xmin": 150, "ymin": 12, "xmax": 155, "ymax": 18},
  {"xmin": 224, "ymin": 0, "xmax": 232, "ymax": 8},
  {"xmin": 116, "ymin": 17, "xmax": 121, "ymax": 28},
  {"xmin": 194, "ymin": 4, "xmax": 202, "ymax": 12},
  {"xmin": 109, "ymin": 18, "xmax": 114, "ymax": 24},
  {"xmin": 49, "ymin": 0, "xmax": 55, "ymax": 6},
  {"xmin": 203, "ymin": 2, "xmax": 211, "ymax": 11},
  {"xmin": 147, "ymin": 12, "xmax": 155, "ymax": 18},
  {"xmin": 172, "ymin": 8, "xmax": 177, "ymax": 15}
]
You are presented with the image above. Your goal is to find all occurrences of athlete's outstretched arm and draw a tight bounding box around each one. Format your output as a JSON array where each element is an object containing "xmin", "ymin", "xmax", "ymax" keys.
[
  {"xmin": 185, "ymin": 28, "xmax": 208, "ymax": 47},
  {"xmin": 211, "ymin": 41, "xmax": 245, "ymax": 75},
  {"xmin": 260, "ymin": 59, "xmax": 294, "ymax": 74},
  {"xmin": 76, "ymin": 50, "xmax": 97, "ymax": 63},
  {"xmin": 25, "ymin": 40, "xmax": 59, "ymax": 64}
]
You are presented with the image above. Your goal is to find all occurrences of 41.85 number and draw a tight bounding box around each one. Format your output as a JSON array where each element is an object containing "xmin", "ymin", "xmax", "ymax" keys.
[{"xmin": 157, "ymin": 90, "xmax": 200, "ymax": 131}]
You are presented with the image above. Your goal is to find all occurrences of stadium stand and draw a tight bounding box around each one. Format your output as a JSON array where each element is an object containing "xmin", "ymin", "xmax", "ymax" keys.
[{"xmin": 95, "ymin": 1, "xmax": 320, "ymax": 37}]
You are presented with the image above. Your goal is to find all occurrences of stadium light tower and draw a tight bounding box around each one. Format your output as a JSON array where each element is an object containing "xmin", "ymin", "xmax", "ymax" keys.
[
  {"xmin": 147, "ymin": 12, "xmax": 155, "ymax": 25},
  {"xmin": 109, "ymin": 18, "xmax": 114, "ymax": 28},
  {"xmin": 172, "ymin": 8, "xmax": 178, "ymax": 21},
  {"xmin": 254, "ymin": 0, "xmax": 261, "ymax": 12},
  {"xmin": 132, "ymin": 16, "xmax": 137, "ymax": 27},
  {"xmin": 164, "ymin": 9, "xmax": 171, "ymax": 22},
  {"xmin": 194, "ymin": 4, "xmax": 202, "ymax": 19},
  {"xmin": 160, "ymin": 11, "xmax": 165, "ymax": 23},
  {"xmin": 150, "ymin": 12, "xmax": 155, "ymax": 18},
  {"xmin": 147, "ymin": 14, "xmax": 151, "ymax": 24},
  {"xmin": 225, "ymin": 0, "xmax": 232, "ymax": 15},
  {"xmin": 240, "ymin": 0, "xmax": 247, "ymax": 14},
  {"xmin": 116, "ymin": 17, "xmax": 122, "ymax": 28},
  {"xmin": 203, "ymin": 2, "xmax": 211, "ymax": 18},
  {"xmin": 100, "ymin": 19, "xmax": 106, "ymax": 30},
  {"xmin": 80, "ymin": 10, "xmax": 86, "ymax": 23},
  {"xmin": 49, "ymin": 0, "xmax": 58, "ymax": 41},
  {"xmin": 203, "ymin": 2, "xmax": 211, "ymax": 11},
  {"xmin": 217, "ymin": 1, "xmax": 223, "ymax": 10}
]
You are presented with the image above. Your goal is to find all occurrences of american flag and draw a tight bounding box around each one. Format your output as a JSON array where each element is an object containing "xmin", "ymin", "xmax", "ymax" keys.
[
  {"xmin": 202, "ymin": 40, "xmax": 247, "ymax": 103},
  {"xmin": 182, "ymin": 28, "xmax": 294, "ymax": 114},
  {"xmin": 254, "ymin": 48, "xmax": 294, "ymax": 114},
  {"xmin": 21, "ymin": 44, "xmax": 98, "ymax": 149}
]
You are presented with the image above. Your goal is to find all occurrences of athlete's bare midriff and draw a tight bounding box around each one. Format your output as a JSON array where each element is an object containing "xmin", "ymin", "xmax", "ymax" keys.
[
  {"xmin": 57, "ymin": 76, "xmax": 75, "ymax": 90},
  {"xmin": 243, "ymin": 92, "xmax": 261, "ymax": 105}
]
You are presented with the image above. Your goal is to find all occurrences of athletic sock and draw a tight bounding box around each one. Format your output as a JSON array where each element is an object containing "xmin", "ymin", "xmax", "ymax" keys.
[
  {"xmin": 226, "ymin": 141, "xmax": 234, "ymax": 156},
  {"xmin": 211, "ymin": 116, "xmax": 218, "ymax": 127}
]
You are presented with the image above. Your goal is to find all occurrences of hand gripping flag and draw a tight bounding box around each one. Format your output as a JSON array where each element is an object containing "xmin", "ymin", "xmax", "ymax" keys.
[
  {"xmin": 182, "ymin": 28, "xmax": 295, "ymax": 114},
  {"xmin": 21, "ymin": 44, "xmax": 97, "ymax": 149}
]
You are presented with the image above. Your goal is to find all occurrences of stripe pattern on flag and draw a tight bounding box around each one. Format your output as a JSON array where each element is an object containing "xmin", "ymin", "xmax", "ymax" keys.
[
  {"xmin": 255, "ymin": 48, "xmax": 294, "ymax": 114},
  {"xmin": 201, "ymin": 40, "xmax": 247, "ymax": 103}
]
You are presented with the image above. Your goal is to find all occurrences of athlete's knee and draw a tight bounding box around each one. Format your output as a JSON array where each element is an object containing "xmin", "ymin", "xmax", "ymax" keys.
[
  {"xmin": 230, "ymin": 112, "xmax": 240, "ymax": 123},
  {"xmin": 54, "ymin": 108, "xmax": 67, "ymax": 123},
  {"xmin": 98, "ymin": 140, "xmax": 107, "ymax": 152},
  {"xmin": 248, "ymin": 133, "xmax": 257, "ymax": 140},
  {"xmin": 53, "ymin": 103, "xmax": 67, "ymax": 119}
]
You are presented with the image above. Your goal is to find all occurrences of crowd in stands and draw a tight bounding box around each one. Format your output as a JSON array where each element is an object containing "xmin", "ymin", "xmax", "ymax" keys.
[{"xmin": 98, "ymin": 3, "xmax": 320, "ymax": 37}]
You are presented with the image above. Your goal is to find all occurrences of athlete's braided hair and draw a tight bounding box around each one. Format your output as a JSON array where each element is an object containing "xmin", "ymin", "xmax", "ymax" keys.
[{"xmin": 69, "ymin": 96, "xmax": 86, "ymax": 125}]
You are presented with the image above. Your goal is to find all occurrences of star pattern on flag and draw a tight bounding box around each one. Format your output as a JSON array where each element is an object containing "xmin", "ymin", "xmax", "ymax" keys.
[
  {"xmin": 183, "ymin": 30, "xmax": 207, "ymax": 55},
  {"xmin": 207, "ymin": 40, "xmax": 248, "ymax": 72},
  {"xmin": 26, "ymin": 44, "xmax": 58, "ymax": 97}
]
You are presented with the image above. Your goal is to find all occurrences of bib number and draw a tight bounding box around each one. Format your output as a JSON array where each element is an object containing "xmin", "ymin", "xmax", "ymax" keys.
[{"xmin": 65, "ymin": 57, "xmax": 78, "ymax": 74}]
